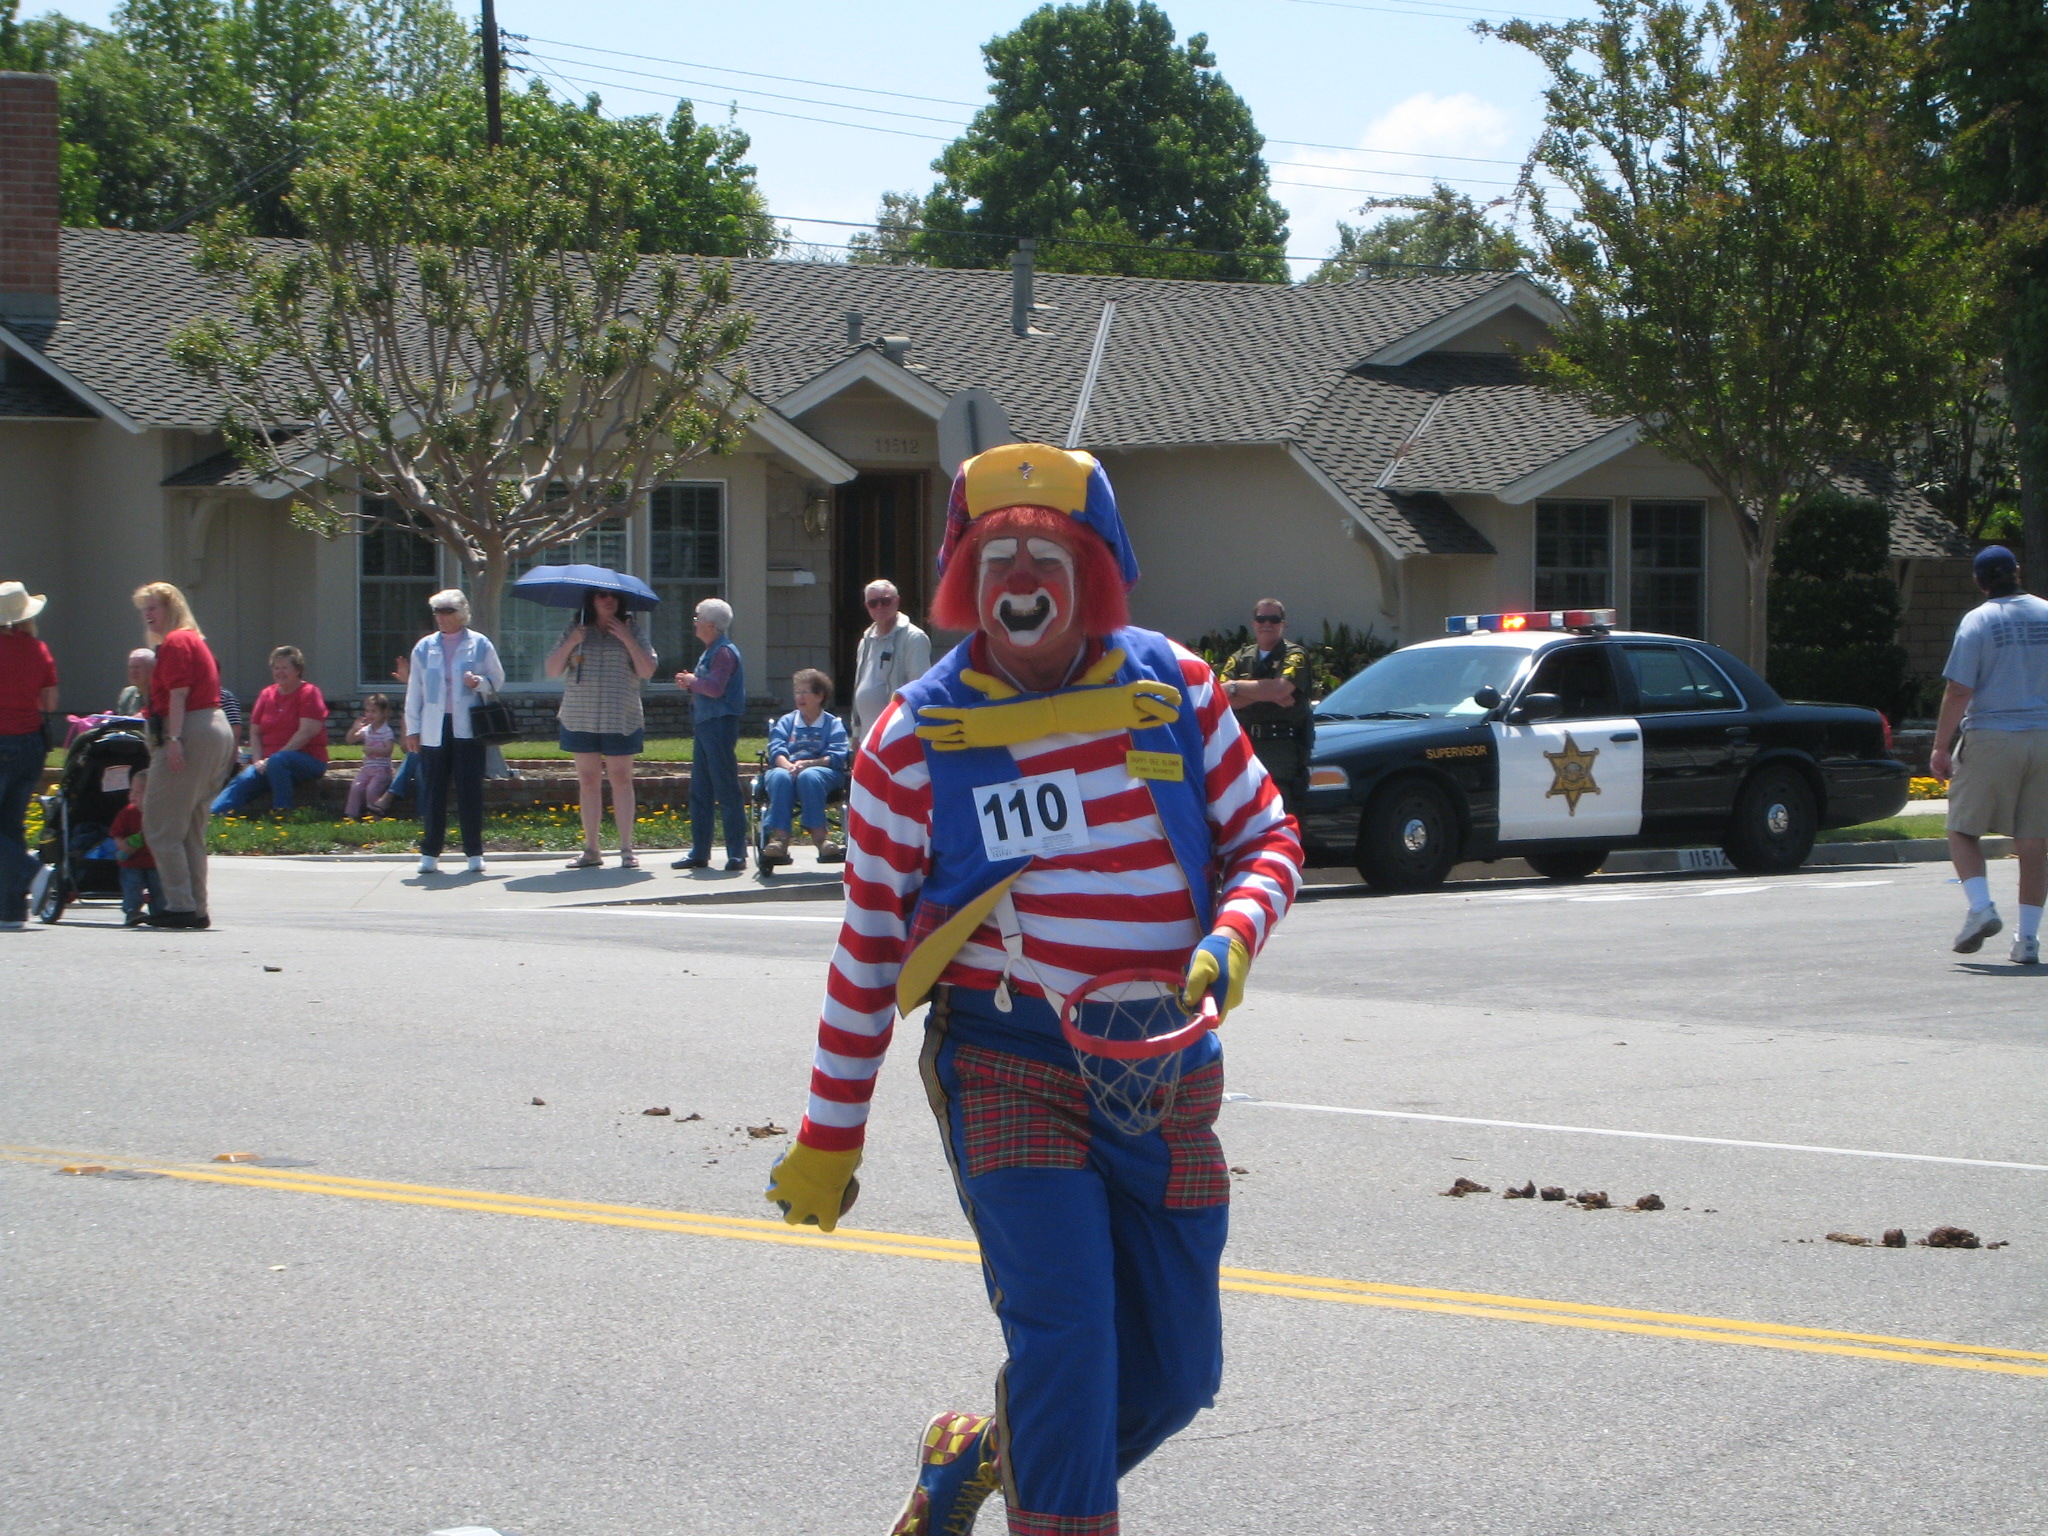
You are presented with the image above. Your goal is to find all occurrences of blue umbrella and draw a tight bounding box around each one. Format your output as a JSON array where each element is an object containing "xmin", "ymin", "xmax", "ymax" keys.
[{"xmin": 511, "ymin": 563, "xmax": 661, "ymax": 610}]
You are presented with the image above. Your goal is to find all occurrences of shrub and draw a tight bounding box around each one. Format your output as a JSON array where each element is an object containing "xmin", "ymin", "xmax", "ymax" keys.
[{"xmin": 1768, "ymin": 490, "xmax": 1906, "ymax": 714}]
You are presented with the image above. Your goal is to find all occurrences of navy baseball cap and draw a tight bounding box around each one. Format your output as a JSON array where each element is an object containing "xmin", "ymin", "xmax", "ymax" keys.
[{"xmin": 1974, "ymin": 545, "xmax": 2019, "ymax": 582}]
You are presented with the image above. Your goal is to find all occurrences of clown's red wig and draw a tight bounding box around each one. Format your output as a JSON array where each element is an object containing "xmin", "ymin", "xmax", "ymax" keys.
[{"xmin": 930, "ymin": 505, "xmax": 1130, "ymax": 635}]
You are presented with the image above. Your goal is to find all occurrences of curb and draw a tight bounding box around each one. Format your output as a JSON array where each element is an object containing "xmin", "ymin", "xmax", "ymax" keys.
[
  {"xmin": 572, "ymin": 876, "xmax": 845, "ymax": 908},
  {"xmin": 1302, "ymin": 835, "xmax": 2002, "ymax": 889}
]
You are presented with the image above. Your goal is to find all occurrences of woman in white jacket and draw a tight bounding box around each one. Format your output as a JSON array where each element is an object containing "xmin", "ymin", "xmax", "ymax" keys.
[{"xmin": 403, "ymin": 590, "xmax": 506, "ymax": 875}]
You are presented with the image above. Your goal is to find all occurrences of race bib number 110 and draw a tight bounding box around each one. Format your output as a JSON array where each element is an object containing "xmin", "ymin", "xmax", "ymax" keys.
[{"xmin": 976, "ymin": 768, "xmax": 1089, "ymax": 863}]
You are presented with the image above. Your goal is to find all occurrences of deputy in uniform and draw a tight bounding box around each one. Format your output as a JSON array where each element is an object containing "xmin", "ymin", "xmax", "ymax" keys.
[{"xmin": 1220, "ymin": 598, "xmax": 1314, "ymax": 812}]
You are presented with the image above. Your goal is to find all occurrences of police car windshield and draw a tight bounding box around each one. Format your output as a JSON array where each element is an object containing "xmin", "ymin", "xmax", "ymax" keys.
[{"xmin": 1317, "ymin": 645, "xmax": 1526, "ymax": 720}]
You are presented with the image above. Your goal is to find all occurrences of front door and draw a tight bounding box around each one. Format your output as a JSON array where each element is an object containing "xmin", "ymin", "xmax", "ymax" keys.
[
  {"xmin": 1493, "ymin": 642, "xmax": 1644, "ymax": 842},
  {"xmin": 832, "ymin": 472, "xmax": 926, "ymax": 687}
]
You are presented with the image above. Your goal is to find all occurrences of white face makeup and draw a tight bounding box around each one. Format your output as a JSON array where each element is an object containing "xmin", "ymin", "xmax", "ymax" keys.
[{"xmin": 979, "ymin": 534, "xmax": 1076, "ymax": 650}]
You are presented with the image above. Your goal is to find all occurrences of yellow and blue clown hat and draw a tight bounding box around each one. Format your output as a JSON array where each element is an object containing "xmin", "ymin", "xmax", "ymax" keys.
[{"xmin": 938, "ymin": 443, "xmax": 1141, "ymax": 589}]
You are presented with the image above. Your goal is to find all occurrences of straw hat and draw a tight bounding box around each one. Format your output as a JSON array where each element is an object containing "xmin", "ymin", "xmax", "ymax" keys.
[{"xmin": 0, "ymin": 582, "xmax": 48, "ymax": 626}]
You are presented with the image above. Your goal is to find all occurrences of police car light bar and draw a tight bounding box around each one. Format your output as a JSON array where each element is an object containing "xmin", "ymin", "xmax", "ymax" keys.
[{"xmin": 1444, "ymin": 609, "xmax": 1616, "ymax": 635}]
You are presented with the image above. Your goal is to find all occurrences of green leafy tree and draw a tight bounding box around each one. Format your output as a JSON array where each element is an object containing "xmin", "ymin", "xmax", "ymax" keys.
[
  {"xmin": 1768, "ymin": 489, "xmax": 1907, "ymax": 712},
  {"xmin": 1309, "ymin": 183, "xmax": 1531, "ymax": 282},
  {"xmin": 168, "ymin": 147, "xmax": 756, "ymax": 637},
  {"xmin": 904, "ymin": 0, "xmax": 1287, "ymax": 281},
  {"xmin": 342, "ymin": 80, "xmax": 775, "ymax": 257},
  {"xmin": 847, "ymin": 190, "xmax": 925, "ymax": 265},
  {"xmin": 1485, "ymin": 0, "xmax": 1986, "ymax": 669},
  {"xmin": 1942, "ymin": 0, "xmax": 2048, "ymax": 585}
]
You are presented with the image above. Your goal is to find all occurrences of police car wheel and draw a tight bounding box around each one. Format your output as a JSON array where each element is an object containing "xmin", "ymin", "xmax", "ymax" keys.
[
  {"xmin": 1723, "ymin": 765, "xmax": 1817, "ymax": 873},
  {"xmin": 1525, "ymin": 848, "xmax": 1609, "ymax": 882},
  {"xmin": 1357, "ymin": 779, "xmax": 1458, "ymax": 891}
]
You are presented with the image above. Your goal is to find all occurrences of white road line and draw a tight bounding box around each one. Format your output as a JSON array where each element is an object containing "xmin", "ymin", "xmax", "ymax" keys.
[
  {"xmin": 1221, "ymin": 1095, "xmax": 2048, "ymax": 1173},
  {"xmin": 482, "ymin": 906, "xmax": 841, "ymax": 923},
  {"xmin": 1466, "ymin": 878, "xmax": 1893, "ymax": 904}
]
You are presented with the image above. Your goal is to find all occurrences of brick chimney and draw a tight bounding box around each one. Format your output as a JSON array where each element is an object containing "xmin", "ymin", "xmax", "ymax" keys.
[{"xmin": 0, "ymin": 72, "xmax": 62, "ymax": 325}]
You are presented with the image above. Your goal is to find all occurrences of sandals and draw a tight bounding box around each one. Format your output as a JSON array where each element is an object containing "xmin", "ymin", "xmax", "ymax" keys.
[
  {"xmin": 618, "ymin": 852, "xmax": 640, "ymax": 869},
  {"xmin": 565, "ymin": 850, "xmax": 603, "ymax": 870}
]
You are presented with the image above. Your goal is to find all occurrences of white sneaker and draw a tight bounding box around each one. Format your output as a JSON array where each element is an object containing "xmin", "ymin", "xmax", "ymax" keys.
[
  {"xmin": 417, "ymin": 855, "xmax": 439, "ymax": 874},
  {"xmin": 1952, "ymin": 906, "xmax": 2002, "ymax": 953},
  {"xmin": 466, "ymin": 855, "xmax": 487, "ymax": 874},
  {"xmin": 0, "ymin": 919, "xmax": 25, "ymax": 931},
  {"xmin": 2013, "ymin": 935, "xmax": 2041, "ymax": 965}
]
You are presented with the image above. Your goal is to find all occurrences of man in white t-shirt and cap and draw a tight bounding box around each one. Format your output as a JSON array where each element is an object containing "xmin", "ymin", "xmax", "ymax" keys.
[
  {"xmin": 1932, "ymin": 544, "xmax": 2048, "ymax": 964},
  {"xmin": 850, "ymin": 578, "xmax": 931, "ymax": 746}
]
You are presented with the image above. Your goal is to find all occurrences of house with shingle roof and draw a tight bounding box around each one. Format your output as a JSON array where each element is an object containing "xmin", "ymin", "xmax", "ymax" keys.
[{"xmin": 0, "ymin": 72, "xmax": 1971, "ymax": 712}]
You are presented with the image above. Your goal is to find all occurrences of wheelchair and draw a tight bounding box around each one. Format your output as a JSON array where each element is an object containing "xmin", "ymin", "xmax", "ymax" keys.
[{"xmin": 749, "ymin": 752, "xmax": 848, "ymax": 877}]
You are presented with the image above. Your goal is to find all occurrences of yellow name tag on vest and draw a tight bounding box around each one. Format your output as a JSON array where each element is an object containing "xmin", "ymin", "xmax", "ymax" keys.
[{"xmin": 1125, "ymin": 750, "xmax": 1184, "ymax": 783}]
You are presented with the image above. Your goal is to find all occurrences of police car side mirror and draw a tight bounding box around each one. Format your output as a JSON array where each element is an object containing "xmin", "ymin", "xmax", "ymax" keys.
[
  {"xmin": 1472, "ymin": 685, "xmax": 1501, "ymax": 710},
  {"xmin": 1509, "ymin": 692, "xmax": 1563, "ymax": 723}
]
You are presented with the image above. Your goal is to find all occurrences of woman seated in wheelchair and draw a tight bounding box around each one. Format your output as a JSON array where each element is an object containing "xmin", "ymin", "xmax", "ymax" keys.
[{"xmin": 761, "ymin": 668, "xmax": 851, "ymax": 867}]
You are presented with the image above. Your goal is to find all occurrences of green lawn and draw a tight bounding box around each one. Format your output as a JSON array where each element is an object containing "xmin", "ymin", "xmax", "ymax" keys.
[
  {"xmin": 209, "ymin": 805, "xmax": 705, "ymax": 855},
  {"xmin": 1816, "ymin": 814, "xmax": 1946, "ymax": 844},
  {"xmin": 51, "ymin": 737, "xmax": 766, "ymax": 768}
]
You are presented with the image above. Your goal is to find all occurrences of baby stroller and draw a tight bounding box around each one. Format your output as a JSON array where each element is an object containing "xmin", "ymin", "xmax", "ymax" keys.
[{"xmin": 29, "ymin": 717, "xmax": 151, "ymax": 924}]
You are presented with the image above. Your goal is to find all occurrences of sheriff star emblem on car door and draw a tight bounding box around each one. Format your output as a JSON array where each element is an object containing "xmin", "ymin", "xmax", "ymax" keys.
[{"xmin": 1542, "ymin": 733, "xmax": 1601, "ymax": 814}]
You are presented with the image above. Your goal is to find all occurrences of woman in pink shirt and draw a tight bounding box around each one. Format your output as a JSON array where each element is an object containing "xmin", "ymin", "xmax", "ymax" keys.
[{"xmin": 209, "ymin": 646, "xmax": 330, "ymax": 815}]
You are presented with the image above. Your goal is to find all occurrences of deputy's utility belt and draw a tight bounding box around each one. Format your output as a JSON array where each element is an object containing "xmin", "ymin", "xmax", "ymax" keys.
[{"xmin": 1247, "ymin": 723, "xmax": 1307, "ymax": 742}]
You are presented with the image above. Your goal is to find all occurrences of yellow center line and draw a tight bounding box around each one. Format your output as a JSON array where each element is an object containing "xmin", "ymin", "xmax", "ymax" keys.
[{"xmin": 7, "ymin": 1146, "xmax": 2044, "ymax": 1378}]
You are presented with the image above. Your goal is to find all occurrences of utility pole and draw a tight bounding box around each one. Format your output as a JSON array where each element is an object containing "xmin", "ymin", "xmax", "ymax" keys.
[{"xmin": 480, "ymin": 0, "xmax": 504, "ymax": 148}]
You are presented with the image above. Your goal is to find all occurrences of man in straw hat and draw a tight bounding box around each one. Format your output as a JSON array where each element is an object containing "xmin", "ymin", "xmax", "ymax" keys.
[
  {"xmin": 0, "ymin": 581, "xmax": 58, "ymax": 930},
  {"xmin": 763, "ymin": 445, "xmax": 1303, "ymax": 1535}
]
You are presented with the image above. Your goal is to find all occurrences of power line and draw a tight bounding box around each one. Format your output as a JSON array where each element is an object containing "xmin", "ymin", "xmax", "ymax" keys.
[
  {"xmin": 520, "ymin": 50, "xmax": 970, "ymax": 128},
  {"xmin": 1283, "ymin": 0, "xmax": 1584, "ymax": 23},
  {"xmin": 521, "ymin": 35, "xmax": 986, "ymax": 109},
  {"xmin": 529, "ymin": 54, "xmax": 1534, "ymax": 193}
]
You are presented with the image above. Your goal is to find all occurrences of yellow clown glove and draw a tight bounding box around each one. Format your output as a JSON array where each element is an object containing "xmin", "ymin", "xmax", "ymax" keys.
[
  {"xmin": 1181, "ymin": 932, "xmax": 1250, "ymax": 1023},
  {"xmin": 765, "ymin": 1143, "xmax": 863, "ymax": 1232}
]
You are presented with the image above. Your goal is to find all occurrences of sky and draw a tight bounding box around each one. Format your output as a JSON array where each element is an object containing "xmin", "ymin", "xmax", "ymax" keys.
[{"xmin": 40, "ymin": 0, "xmax": 1596, "ymax": 274}]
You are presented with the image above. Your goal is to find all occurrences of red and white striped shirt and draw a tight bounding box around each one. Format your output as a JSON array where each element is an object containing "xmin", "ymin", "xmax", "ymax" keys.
[{"xmin": 799, "ymin": 637, "xmax": 1303, "ymax": 1152}]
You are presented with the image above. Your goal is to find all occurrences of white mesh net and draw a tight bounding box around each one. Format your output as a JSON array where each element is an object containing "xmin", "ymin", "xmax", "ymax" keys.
[{"xmin": 1062, "ymin": 974, "xmax": 1204, "ymax": 1137}]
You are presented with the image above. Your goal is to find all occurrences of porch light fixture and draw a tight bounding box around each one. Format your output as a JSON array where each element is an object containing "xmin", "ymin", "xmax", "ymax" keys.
[{"xmin": 802, "ymin": 485, "xmax": 832, "ymax": 539}]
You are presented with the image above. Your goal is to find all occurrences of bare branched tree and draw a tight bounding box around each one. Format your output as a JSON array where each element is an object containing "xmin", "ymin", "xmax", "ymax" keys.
[{"xmin": 170, "ymin": 144, "xmax": 754, "ymax": 636}]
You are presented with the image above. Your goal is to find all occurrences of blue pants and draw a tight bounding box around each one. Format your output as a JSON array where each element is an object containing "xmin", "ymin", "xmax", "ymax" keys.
[
  {"xmin": 0, "ymin": 730, "xmax": 43, "ymax": 924},
  {"xmin": 120, "ymin": 865, "xmax": 163, "ymax": 917},
  {"xmin": 388, "ymin": 752, "xmax": 418, "ymax": 802},
  {"xmin": 209, "ymin": 749, "xmax": 326, "ymax": 814},
  {"xmin": 921, "ymin": 986, "xmax": 1228, "ymax": 1533},
  {"xmin": 762, "ymin": 764, "xmax": 842, "ymax": 835},
  {"xmin": 418, "ymin": 724, "xmax": 485, "ymax": 857},
  {"xmin": 689, "ymin": 714, "xmax": 747, "ymax": 860}
]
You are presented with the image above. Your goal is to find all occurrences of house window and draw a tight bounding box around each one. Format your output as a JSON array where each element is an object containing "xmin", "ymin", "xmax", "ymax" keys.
[
  {"xmin": 358, "ymin": 498, "xmax": 439, "ymax": 685},
  {"xmin": 1630, "ymin": 500, "xmax": 1706, "ymax": 637},
  {"xmin": 492, "ymin": 519, "xmax": 631, "ymax": 686},
  {"xmin": 650, "ymin": 482, "xmax": 725, "ymax": 672},
  {"xmin": 1534, "ymin": 500, "xmax": 1612, "ymax": 610}
]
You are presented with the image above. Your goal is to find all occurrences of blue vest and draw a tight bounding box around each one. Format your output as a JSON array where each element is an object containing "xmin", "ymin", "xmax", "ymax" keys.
[
  {"xmin": 692, "ymin": 635, "xmax": 745, "ymax": 723},
  {"xmin": 895, "ymin": 626, "xmax": 1216, "ymax": 1011}
]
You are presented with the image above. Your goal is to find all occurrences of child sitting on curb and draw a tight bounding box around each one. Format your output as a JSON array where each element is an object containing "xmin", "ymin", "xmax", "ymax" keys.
[
  {"xmin": 760, "ymin": 668, "xmax": 850, "ymax": 868},
  {"xmin": 110, "ymin": 768, "xmax": 161, "ymax": 928},
  {"xmin": 344, "ymin": 694, "xmax": 399, "ymax": 820}
]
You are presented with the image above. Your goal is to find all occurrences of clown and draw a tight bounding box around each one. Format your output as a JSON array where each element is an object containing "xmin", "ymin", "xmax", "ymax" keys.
[{"xmin": 766, "ymin": 444, "xmax": 1303, "ymax": 1536}]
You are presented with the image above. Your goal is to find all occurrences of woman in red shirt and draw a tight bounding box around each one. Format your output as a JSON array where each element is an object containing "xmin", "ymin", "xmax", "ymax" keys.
[
  {"xmin": 0, "ymin": 581, "xmax": 59, "ymax": 930},
  {"xmin": 209, "ymin": 645, "xmax": 330, "ymax": 815},
  {"xmin": 134, "ymin": 582, "xmax": 237, "ymax": 929}
]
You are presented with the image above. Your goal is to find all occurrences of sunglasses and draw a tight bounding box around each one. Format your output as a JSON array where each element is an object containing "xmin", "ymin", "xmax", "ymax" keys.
[
  {"xmin": 1253, "ymin": 614, "xmax": 1284, "ymax": 624},
  {"xmin": 866, "ymin": 595, "xmax": 897, "ymax": 608}
]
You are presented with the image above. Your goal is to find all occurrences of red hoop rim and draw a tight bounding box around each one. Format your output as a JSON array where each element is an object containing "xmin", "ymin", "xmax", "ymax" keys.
[{"xmin": 1058, "ymin": 966, "xmax": 1219, "ymax": 1061}]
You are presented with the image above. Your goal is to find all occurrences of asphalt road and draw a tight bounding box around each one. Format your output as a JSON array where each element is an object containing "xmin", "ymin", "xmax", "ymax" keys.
[{"xmin": 3, "ymin": 857, "xmax": 2044, "ymax": 1536}]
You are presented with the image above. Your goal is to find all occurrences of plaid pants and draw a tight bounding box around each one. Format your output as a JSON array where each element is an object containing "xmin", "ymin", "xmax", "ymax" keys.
[{"xmin": 918, "ymin": 986, "xmax": 1229, "ymax": 1535}]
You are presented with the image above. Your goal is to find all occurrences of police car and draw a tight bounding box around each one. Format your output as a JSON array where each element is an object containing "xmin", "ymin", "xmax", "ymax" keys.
[{"xmin": 1298, "ymin": 609, "xmax": 1910, "ymax": 890}]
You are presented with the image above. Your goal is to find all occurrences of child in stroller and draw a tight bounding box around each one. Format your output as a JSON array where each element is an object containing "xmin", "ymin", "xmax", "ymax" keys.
[
  {"xmin": 29, "ymin": 718, "xmax": 151, "ymax": 923},
  {"xmin": 109, "ymin": 767, "xmax": 161, "ymax": 926}
]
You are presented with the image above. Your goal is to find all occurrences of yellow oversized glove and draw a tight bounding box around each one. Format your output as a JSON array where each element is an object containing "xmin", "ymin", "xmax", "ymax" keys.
[
  {"xmin": 765, "ymin": 1142, "xmax": 863, "ymax": 1233},
  {"xmin": 914, "ymin": 651, "xmax": 1182, "ymax": 752},
  {"xmin": 1181, "ymin": 932, "xmax": 1250, "ymax": 1023}
]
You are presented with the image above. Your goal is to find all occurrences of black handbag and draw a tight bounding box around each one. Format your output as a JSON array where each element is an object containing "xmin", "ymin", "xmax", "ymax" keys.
[{"xmin": 469, "ymin": 694, "xmax": 519, "ymax": 745}]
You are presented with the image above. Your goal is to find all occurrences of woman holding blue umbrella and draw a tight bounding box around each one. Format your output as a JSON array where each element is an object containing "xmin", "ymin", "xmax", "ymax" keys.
[{"xmin": 533, "ymin": 576, "xmax": 658, "ymax": 869}]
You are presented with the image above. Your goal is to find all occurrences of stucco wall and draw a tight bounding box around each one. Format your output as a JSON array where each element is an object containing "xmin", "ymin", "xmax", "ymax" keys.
[
  {"xmin": 0, "ymin": 420, "xmax": 77, "ymax": 654},
  {"xmin": 1100, "ymin": 444, "xmax": 1390, "ymax": 648},
  {"xmin": 1426, "ymin": 447, "xmax": 1749, "ymax": 655}
]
